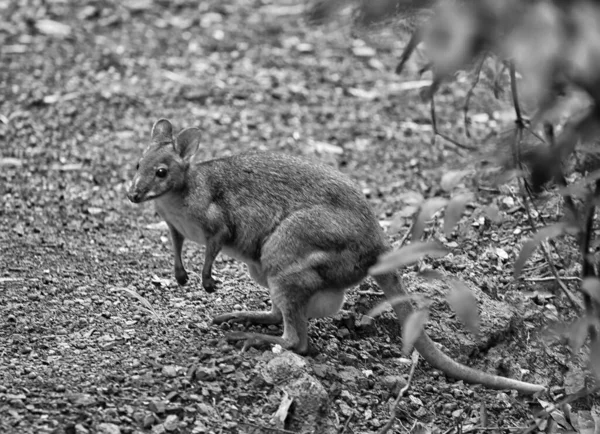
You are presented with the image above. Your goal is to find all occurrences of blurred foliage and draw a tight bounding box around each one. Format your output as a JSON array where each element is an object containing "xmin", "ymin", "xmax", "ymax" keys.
[{"xmin": 309, "ymin": 0, "xmax": 600, "ymax": 389}]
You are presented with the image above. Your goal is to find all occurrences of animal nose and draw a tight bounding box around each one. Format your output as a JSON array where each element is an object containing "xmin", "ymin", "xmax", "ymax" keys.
[
  {"xmin": 127, "ymin": 183, "xmax": 141, "ymax": 203},
  {"xmin": 127, "ymin": 191, "xmax": 140, "ymax": 203}
]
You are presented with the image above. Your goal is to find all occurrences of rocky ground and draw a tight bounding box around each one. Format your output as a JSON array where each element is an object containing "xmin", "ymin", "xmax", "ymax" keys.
[{"xmin": 1, "ymin": 0, "xmax": 597, "ymax": 433}]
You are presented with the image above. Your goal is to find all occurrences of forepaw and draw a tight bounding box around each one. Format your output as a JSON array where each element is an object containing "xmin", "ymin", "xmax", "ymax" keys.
[
  {"xmin": 175, "ymin": 268, "xmax": 188, "ymax": 286},
  {"xmin": 202, "ymin": 276, "xmax": 220, "ymax": 293}
]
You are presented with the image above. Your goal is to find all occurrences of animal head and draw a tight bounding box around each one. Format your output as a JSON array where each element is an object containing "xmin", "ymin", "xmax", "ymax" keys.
[{"xmin": 127, "ymin": 119, "xmax": 202, "ymax": 203}]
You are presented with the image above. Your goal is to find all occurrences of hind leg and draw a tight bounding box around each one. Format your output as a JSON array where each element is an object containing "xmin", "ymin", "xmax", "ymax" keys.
[
  {"xmin": 225, "ymin": 276, "xmax": 311, "ymax": 354},
  {"xmin": 216, "ymin": 207, "xmax": 377, "ymax": 354},
  {"xmin": 212, "ymin": 263, "xmax": 282, "ymax": 325}
]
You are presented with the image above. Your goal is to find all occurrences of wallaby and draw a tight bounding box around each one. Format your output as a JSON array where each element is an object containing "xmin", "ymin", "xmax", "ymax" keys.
[{"xmin": 127, "ymin": 119, "xmax": 545, "ymax": 394}]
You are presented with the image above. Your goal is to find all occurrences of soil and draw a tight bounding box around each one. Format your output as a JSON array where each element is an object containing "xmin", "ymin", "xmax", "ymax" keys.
[{"xmin": 1, "ymin": 1, "xmax": 597, "ymax": 433}]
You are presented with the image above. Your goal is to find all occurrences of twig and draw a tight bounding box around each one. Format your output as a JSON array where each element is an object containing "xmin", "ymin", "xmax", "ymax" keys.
[
  {"xmin": 524, "ymin": 124, "xmax": 547, "ymax": 145},
  {"xmin": 395, "ymin": 30, "xmax": 421, "ymax": 75},
  {"xmin": 463, "ymin": 55, "xmax": 486, "ymax": 138},
  {"xmin": 518, "ymin": 386, "xmax": 600, "ymax": 434},
  {"xmin": 339, "ymin": 412, "xmax": 353, "ymax": 434},
  {"xmin": 540, "ymin": 243, "xmax": 581, "ymax": 311},
  {"xmin": 379, "ymin": 351, "xmax": 419, "ymax": 434},
  {"xmin": 523, "ymin": 276, "xmax": 581, "ymax": 282},
  {"xmin": 430, "ymin": 95, "xmax": 476, "ymax": 152},
  {"xmin": 508, "ymin": 62, "xmax": 583, "ymax": 312},
  {"xmin": 239, "ymin": 421, "xmax": 298, "ymax": 434},
  {"xmin": 399, "ymin": 222, "xmax": 413, "ymax": 247},
  {"xmin": 581, "ymin": 183, "xmax": 599, "ymax": 342},
  {"xmin": 357, "ymin": 289, "xmax": 383, "ymax": 296},
  {"xmin": 509, "ymin": 62, "xmax": 523, "ymax": 126}
]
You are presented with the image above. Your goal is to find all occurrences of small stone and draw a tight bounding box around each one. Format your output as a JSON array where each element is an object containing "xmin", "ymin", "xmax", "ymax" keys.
[
  {"xmin": 380, "ymin": 375, "xmax": 406, "ymax": 391},
  {"xmin": 337, "ymin": 401, "xmax": 353, "ymax": 417},
  {"xmin": 148, "ymin": 400, "xmax": 166, "ymax": 413},
  {"xmin": 338, "ymin": 328, "xmax": 350, "ymax": 338},
  {"xmin": 194, "ymin": 366, "xmax": 219, "ymax": 381},
  {"xmin": 220, "ymin": 364, "xmax": 235, "ymax": 374},
  {"xmin": 415, "ymin": 406, "xmax": 428, "ymax": 418},
  {"xmin": 261, "ymin": 351, "xmax": 307, "ymax": 384},
  {"xmin": 97, "ymin": 423, "xmax": 121, "ymax": 434},
  {"xmin": 143, "ymin": 414, "xmax": 155, "ymax": 428},
  {"xmin": 339, "ymin": 353, "xmax": 358, "ymax": 365},
  {"xmin": 164, "ymin": 415, "xmax": 179, "ymax": 431},
  {"xmin": 452, "ymin": 409, "xmax": 464, "ymax": 419},
  {"xmin": 443, "ymin": 402, "xmax": 458, "ymax": 413},
  {"xmin": 75, "ymin": 423, "xmax": 90, "ymax": 434},
  {"xmin": 151, "ymin": 424, "xmax": 166, "ymax": 434},
  {"xmin": 67, "ymin": 393, "xmax": 96, "ymax": 406},
  {"xmin": 161, "ymin": 365, "xmax": 178, "ymax": 378}
]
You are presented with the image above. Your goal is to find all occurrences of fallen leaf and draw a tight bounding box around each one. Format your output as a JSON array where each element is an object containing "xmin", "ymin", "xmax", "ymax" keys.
[{"xmin": 271, "ymin": 391, "xmax": 294, "ymax": 428}]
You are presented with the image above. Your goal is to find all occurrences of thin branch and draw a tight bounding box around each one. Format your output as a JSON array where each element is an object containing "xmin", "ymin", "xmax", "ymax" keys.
[
  {"xmin": 340, "ymin": 412, "xmax": 354, "ymax": 434},
  {"xmin": 543, "ymin": 122, "xmax": 578, "ymax": 218},
  {"xmin": 522, "ymin": 179, "xmax": 583, "ymax": 311},
  {"xmin": 524, "ymin": 276, "xmax": 581, "ymax": 282},
  {"xmin": 519, "ymin": 386, "xmax": 600, "ymax": 434},
  {"xmin": 430, "ymin": 93, "xmax": 438, "ymax": 132},
  {"xmin": 509, "ymin": 62, "xmax": 523, "ymax": 125},
  {"xmin": 581, "ymin": 183, "xmax": 599, "ymax": 343},
  {"xmin": 509, "ymin": 64, "xmax": 583, "ymax": 312},
  {"xmin": 430, "ymin": 95, "xmax": 476, "ymax": 151},
  {"xmin": 379, "ymin": 351, "xmax": 419, "ymax": 434},
  {"xmin": 399, "ymin": 222, "xmax": 413, "ymax": 247},
  {"xmin": 524, "ymin": 124, "xmax": 548, "ymax": 145},
  {"xmin": 463, "ymin": 55, "xmax": 486, "ymax": 138},
  {"xmin": 395, "ymin": 30, "xmax": 421, "ymax": 75}
]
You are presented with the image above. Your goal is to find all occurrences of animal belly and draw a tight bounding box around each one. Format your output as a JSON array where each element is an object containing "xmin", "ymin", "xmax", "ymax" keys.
[
  {"xmin": 179, "ymin": 221, "xmax": 207, "ymax": 245},
  {"xmin": 306, "ymin": 290, "xmax": 345, "ymax": 318},
  {"xmin": 222, "ymin": 246, "xmax": 257, "ymax": 266}
]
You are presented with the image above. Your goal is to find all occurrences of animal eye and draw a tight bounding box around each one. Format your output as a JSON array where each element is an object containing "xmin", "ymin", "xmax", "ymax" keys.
[{"xmin": 156, "ymin": 168, "xmax": 168, "ymax": 178}]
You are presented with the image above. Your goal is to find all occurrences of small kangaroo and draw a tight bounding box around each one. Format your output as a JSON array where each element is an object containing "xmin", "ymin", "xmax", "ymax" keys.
[{"xmin": 127, "ymin": 119, "xmax": 544, "ymax": 394}]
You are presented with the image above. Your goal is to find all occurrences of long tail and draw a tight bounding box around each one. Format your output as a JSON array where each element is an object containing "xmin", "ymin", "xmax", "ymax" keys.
[{"xmin": 373, "ymin": 272, "xmax": 545, "ymax": 394}]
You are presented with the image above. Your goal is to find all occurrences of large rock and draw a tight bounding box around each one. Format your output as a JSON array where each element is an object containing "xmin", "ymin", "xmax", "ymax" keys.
[{"xmin": 260, "ymin": 351, "xmax": 336, "ymax": 433}]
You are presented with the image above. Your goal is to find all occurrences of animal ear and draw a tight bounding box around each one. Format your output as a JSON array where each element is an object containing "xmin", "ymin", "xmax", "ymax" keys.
[
  {"xmin": 175, "ymin": 127, "xmax": 202, "ymax": 160},
  {"xmin": 151, "ymin": 119, "xmax": 173, "ymax": 144}
]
